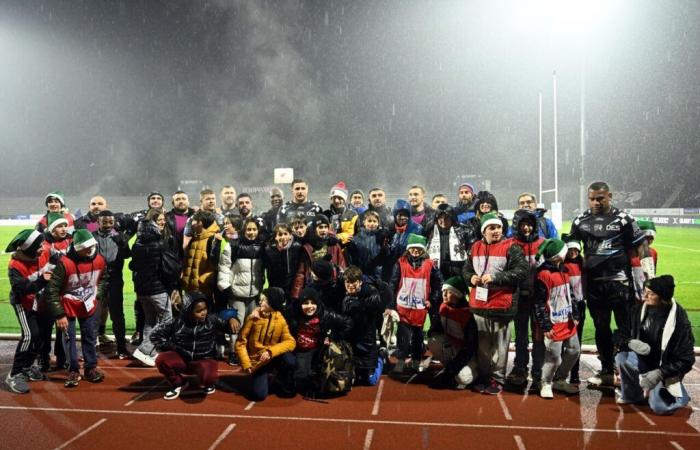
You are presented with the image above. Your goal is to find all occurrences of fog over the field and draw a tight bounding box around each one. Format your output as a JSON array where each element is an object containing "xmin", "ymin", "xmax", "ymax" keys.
[{"xmin": 1, "ymin": 0, "xmax": 699, "ymax": 210}]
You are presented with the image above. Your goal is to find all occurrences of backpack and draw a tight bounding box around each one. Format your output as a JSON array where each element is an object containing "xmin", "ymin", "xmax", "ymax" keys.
[{"xmin": 315, "ymin": 340, "xmax": 354, "ymax": 396}]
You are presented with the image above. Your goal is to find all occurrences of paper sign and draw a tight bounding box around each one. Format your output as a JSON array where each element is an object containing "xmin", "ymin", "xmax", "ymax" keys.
[
  {"xmin": 274, "ymin": 168, "xmax": 294, "ymax": 184},
  {"xmin": 475, "ymin": 286, "xmax": 489, "ymax": 302}
]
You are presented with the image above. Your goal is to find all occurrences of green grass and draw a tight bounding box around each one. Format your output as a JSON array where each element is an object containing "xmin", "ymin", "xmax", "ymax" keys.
[{"xmin": 2, "ymin": 224, "xmax": 700, "ymax": 343}]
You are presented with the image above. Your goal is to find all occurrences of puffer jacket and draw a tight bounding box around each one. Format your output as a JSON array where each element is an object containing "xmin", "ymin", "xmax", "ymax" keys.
[
  {"xmin": 182, "ymin": 221, "xmax": 219, "ymax": 295},
  {"xmin": 341, "ymin": 283, "xmax": 384, "ymax": 369},
  {"xmin": 218, "ymin": 237, "xmax": 265, "ymax": 299},
  {"xmin": 346, "ymin": 227, "xmax": 390, "ymax": 280},
  {"xmin": 288, "ymin": 297, "xmax": 353, "ymax": 343},
  {"xmin": 235, "ymin": 310, "xmax": 296, "ymax": 372},
  {"xmin": 264, "ymin": 240, "xmax": 304, "ymax": 296},
  {"xmin": 150, "ymin": 293, "xmax": 235, "ymax": 361},
  {"xmin": 129, "ymin": 221, "xmax": 179, "ymax": 296}
]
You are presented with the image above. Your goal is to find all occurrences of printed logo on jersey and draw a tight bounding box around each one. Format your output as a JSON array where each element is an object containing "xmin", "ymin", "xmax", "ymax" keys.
[{"xmin": 397, "ymin": 277, "xmax": 428, "ymax": 310}]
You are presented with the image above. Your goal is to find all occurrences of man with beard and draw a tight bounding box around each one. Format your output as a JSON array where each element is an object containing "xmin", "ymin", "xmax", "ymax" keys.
[
  {"xmin": 277, "ymin": 178, "xmax": 323, "ymax": 224},
  {"xmin": 125, "ymin": 192, "xmax": 164, "ymax": 239},
  {"xmin": 166, "ymin": 191, "xmax": 194, "ymax": 259},
  {"xmin": 360, "ymin": 187, "xmax": 394, "ymax": 230},
  {"xmin": 74, "ymin": 196, "xmax": 108, "ymax": 233},
  {"xmin": 183, "ymin": 189, "xmax": 224, "ymax": 250},
  {"xmin": 408, "ymin": 185, "xmax": 435, "ymax": 229},
  {"xmin": 262, "ymin": 187, "xmax": 284, "ymax": 231},
  {"xmin": 237, "ymin": 193, "xmax": 268, "ymax": 241},
  {"xmin": 219, "ymin": 185, "xmax": 238, "ymax": 215},
  {"xmin": 455, "ymin": 183, "xmax": 477, "ymax": 224}
]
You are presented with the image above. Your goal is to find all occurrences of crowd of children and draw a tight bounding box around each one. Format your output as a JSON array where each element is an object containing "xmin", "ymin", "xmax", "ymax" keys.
[{"xmin": 2, "ymin": 181, "xmax": 694, "ymax": 416}]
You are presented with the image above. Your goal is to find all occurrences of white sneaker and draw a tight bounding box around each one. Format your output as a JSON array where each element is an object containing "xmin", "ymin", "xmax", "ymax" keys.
[
  {"xmin": 164, "ymin": 386, "xmax": 182, "ymax": 400},
  {"xmin": 132, "ymin": 349, "xmax": 156, "ymax": 367},
  {"xmin": 418, "ymin": 356, "xmax": 432, "ymax": 373},
  {"xmin": 587, "ymin": 371, "xmax": 615, "ymax": 387},
  {"xmin": 540, "ymin": 382, "xmax": 554, "ymax": 399}
]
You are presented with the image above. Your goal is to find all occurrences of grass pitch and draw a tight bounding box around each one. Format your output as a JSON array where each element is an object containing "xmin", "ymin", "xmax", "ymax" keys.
[{"xmin": 1, "ymin": 224, "xmax": 699, "ymax": 343}]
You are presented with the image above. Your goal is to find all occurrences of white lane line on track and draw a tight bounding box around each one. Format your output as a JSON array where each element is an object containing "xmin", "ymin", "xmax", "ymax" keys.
[
  {"xmin": 2, "ymin": 405, "xmax": 700, "ymax": 437},
  {"xmin": 630, "ymin": 405, "xmax": 656, "ymax": 426},
  {"xmin": 513, "ymin": 435, "xmax": 526, "ymax": 450},
  {"xmin": 670, "ymin": 441, "xmax": 685, "ymax": 450},
  {"xmin": 244, "ymin": 401, "xmax": 255, "ymax": 411},
  {"xmin": 207, "ymin": 423, "xmax": 236, "ymax": 450},
  {"xmin": 371, "ymin": 379, "xmax": 385, "ymax": 416},
  {"xmin": 53, "ymin": 418, "xmax": 107, "ymax": 450},
  {"xmin": 124, "ymin": 380, "xmax": 167, "ymax": 406},
  {"xmin": 363, "ymin": 429, "xmax": 374, "ymax": 450},
  {"xmin": 497, "ymin": 393, "xmax": 513, "ymax": 420}
]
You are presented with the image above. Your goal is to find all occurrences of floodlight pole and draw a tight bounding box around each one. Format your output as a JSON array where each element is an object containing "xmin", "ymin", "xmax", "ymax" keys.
[
  {"xmin": 552, "ymin": 70, "xmax": 559, "ymax": 204},
  {"xmin": 538, "ymin": 91, "xmax": 543, "ymax": 202}
]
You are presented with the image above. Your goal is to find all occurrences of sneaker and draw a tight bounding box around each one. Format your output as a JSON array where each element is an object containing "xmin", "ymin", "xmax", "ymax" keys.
[
  {"xmin": 23, "ymin": 366, "xmax": 46, "ymax": 381},
  {"xmin": 164, "ymin": 386, "xmax": 182, "ymax": 400},
  {"xmin": 506, "ymin": 368, "xmax": 528, "ymax": 386},
  {"xmin": 391, "ymin": 359, "xmax": 405, "ymax": 375},
  {"xmin": 418, "ymin": 356, "xmax": 432, "ymax": 373},
  {"xmin": 130, "ymin": 332, "xmax": 142, "ymax": 346},
  {"xmin": 614, "ymin": 388, "xmax": 645, "ymax": 405},
  {"xmin": 132, "ymin": 349, "xmax": 156, "ymax": 367},
  {"xmin": 204, "ymin": 385, "xmax": 216, "ymax": 395},
  {"xmin": 540, "ymin": 382, "xmax": 554, "ymax": 399},
  {"xmin": 569, "ymin": 376, "xmax": 581, "ymax": 385},
  {"xmin": 228, "ymin": 352, "xmax": 239, "ymax": 366},
  {"xmin": 587, "ymin": 371, "xmax": 615, "ymax": 387},
  {"xmin": 115, "ymin": 348, "xmax": 131, "ymax": 360},
  {"xmin": 97, "ymin": 334, "xmax": 114, "ymax": 346},
  {"xmin": 472, "ymin": 382, "xmax": 487, "ymax": 394},
  {"xmin": 5, "ymin": 372, "xmax": 30, "ymax": 394},
  {"xmin": 84, "ymin": 368, "xmax": 105, "ymax": 383},
  {"xmin": 483, "ymin": 379, "xmax": 503, "ymax": 395},
  {"xmin": 410, "ymin": 359, "xmax": 421, "ymax": 372},
  {"xmin": 64, "ymin": 371, "xmax": 81, "ymax": 388},
  {"xmin": 553, "ymin": 379, "xmax": 579, "ymax": 395},
  {"xmin": 529, "ymin": 378, "xmax": 542, "ymax": 393}
]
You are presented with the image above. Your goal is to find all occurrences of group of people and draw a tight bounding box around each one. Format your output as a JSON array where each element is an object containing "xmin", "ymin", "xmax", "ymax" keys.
[{"xmin": 4, "ymin": 179, "xmax": 695, "ymax": 414}]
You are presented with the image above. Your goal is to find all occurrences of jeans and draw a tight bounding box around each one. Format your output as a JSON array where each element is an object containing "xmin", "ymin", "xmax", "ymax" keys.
[
  {"xmin": 251, "ymin": 352, "xmax": 296, "ymax": 401},
  {"xmin": 63, "ymin": 313, "xmax": 98, "ymax": 371},
  {"xmin": 137, "ymin": 292, "xmax": 172, "ymax": 357},
  {"xmin": 542, "ymin": 334, "xmax": 580, "ymax": 383},
  {"xmin": 616, "ymin": 351, "xmax": 691, "ymax": 415},
  {"xmin": 103, "ymin": 280, "xmax": 127, "ymax": 349}
]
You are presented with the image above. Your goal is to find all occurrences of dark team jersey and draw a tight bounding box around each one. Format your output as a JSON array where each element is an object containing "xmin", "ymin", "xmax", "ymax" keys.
[
  {"xmin": 277, "ymin": 201, "xmax": 323, "ymax": 224},
  {"xmin": 568, "ymin": 207, "xmax": 645, "ymax": 278}
]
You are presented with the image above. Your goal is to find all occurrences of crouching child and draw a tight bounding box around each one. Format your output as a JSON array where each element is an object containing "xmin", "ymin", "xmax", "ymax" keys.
[
  {"xmin": 427, "ymin": 276, "xmax": 479, "ymax": 389},
  {"xmin": 47, "ymin": 230, "xmax": 107, "ymax": 388},
  {"xmin": 151, "ymin": 291, "xmax": 240, "ymax": 400},
  {"xmin": 235, "ymin": 287, "xmax": 296, "ymax": 401},
  {"xmin": 533, "ymin": 239, "xmax": 581, "ymax": 399}
]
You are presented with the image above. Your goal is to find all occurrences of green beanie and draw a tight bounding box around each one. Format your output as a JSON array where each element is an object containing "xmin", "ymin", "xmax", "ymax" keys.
[
  {"xmin": 536, "ymin": 238, "xmax": 567, "ymax": 266},
  {"xmin": 442, "ymin": 276, "xmax": 468, "ymax": 298},
  {"xmin": 5, "ymin": 229, "xmax": 44, "ymax": 256},
  {"xmin": 45, "ymin": 191, "xmax": 66, "ymax": 207},
  {"xmin": 406, "ymin": 233, "xmax": 427, "ymax": 251},
  {"xmin": 72, "ymin": 229, "xmax": 97, "ymax": 251},
  {"xmin": 480, "ymin": 212, "xmax": 502, "ymax": 234},
  {"xmin": 638, "ymin": 220, "xmax": 656, "ymax": 238},
  {"xmin": 47, "ymin": 212, "xmax": 69, "ymax": 233}
]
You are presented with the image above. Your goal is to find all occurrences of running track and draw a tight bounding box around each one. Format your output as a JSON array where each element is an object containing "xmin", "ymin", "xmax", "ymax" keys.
[{"xmin": 1, "ymin": 341, "xmax": 699, "ymax": 450}]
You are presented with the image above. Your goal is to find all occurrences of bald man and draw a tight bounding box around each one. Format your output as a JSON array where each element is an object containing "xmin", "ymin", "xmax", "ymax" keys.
[{"xmin": 74, "ymin": 195, "xmax": 108, "ymax": 233}]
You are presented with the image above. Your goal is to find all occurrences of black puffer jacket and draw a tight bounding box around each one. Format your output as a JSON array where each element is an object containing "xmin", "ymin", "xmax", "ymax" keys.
[
  {"xmin": 264, "ymin": 240, "xmax": 304, "ymax": 296},
  {"xmin": 288, "ymin": 296, "xmax": 353, "ymax": 342},
  {"xmin": 341, "ymin": 283, "xmax": 383, "ymax": 369},
  {"xmin": 129, "ymin": 221, "xmax": 179, "ymax": 296},
  {"xmin": 150, "ymin": 292, "xmax": 234, "ymax": 361},
  {"xmin": 615, "ymin": 300, "xmax": 695, "ymax": 380}
]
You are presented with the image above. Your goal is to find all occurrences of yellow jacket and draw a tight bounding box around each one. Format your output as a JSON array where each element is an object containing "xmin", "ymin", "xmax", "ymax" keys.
[
  {"xmin": 235, "ymin": 310, "xmax": 296, "ymax": 372},
  {"xmin": 181, "ymin": 221, "xmax": 219, "ymax": 295}
]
